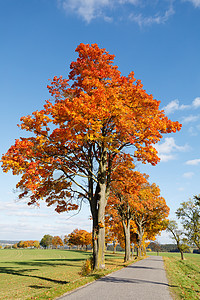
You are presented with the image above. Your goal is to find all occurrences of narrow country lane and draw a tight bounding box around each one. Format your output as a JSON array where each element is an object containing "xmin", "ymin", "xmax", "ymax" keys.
[{"xmin": 57, "ymin": 256, "xmax": 172, "ymax": 300}]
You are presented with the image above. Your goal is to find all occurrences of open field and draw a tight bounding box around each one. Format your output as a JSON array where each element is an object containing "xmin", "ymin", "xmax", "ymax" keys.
[
  {"xmin": 149, "ymin": 252, "xmax": 200, "ymax": 299},
  {"xmin": 1, "ymin": 249, "xmax": 200, "ymax": 300},
  {"xmin": 0, "ymin": 249, "xmax": 137, "ymax": 300}
]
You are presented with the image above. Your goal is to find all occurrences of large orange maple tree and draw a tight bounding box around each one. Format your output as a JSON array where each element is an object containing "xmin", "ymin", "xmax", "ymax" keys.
[{"xmin": 1, "ymin": 43, "xmax": 181, "ymax": 269}]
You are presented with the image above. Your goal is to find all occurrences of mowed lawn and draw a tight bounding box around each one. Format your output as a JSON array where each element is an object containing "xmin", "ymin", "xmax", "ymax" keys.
[
  {"xmin": 0, "ymin": 249, "xmax": 131, "ymax": 300},
  {"xmin": 149, "ymin": 252, "xmax": 200, "ymax": 300}
]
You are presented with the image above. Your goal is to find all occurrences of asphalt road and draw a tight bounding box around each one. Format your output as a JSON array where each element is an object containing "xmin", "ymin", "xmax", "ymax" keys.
[{"xmin": 57, "ymin": 256, "xmax": 172, "ymax": 300}]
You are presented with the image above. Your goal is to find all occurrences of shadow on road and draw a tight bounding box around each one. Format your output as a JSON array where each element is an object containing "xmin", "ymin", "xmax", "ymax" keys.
[
  {"xmin": 99, "ymin": 275, "xmax": 171, "ymax": 287},
  {"xmin": 127, "ymin": 265, "xmax": 163, "ymax": 270}
]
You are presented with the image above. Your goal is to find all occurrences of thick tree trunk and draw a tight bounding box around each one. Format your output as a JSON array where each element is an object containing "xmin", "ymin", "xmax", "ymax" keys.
[
  {"xmin": 91, "ymin": 148, "xmax": 108, "ymax": 270},
  {"xmin": 92, "ymin": 183, "xmax": 107, "ymax": 269},
  {"xmin": 122, "ymin": 219, "xmax": 131, "ymax": 262}
]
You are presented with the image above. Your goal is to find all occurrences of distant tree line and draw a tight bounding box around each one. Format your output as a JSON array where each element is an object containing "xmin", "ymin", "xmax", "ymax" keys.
[
  {"xmin": 0, "ymin": 229, "xmax": 92, "ymax": 250},
  {"xmin": 40, "ymin": 230, "xmax": 92, "ymax": 250}
]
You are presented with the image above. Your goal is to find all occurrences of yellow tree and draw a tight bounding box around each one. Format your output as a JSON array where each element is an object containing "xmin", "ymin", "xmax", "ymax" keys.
[
  {"xmin": 1, "ymin": 43, "xmax": 181, "ymax": 269},
  {"xmin": 52, "ymin": 236, "xmax": 64, "ymax": 248},
  {"xmin": 106, "ymin": 154, "xmax": 148, "ymax": 261},
  {"xmin": 131, "ymin": 182, "xmax": 170, "ymax": 257}
]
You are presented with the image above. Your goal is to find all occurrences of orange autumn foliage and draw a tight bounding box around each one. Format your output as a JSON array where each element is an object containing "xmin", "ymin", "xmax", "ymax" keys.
[
  {"xmin": 106, "ymin": 155, "xmax": 169, "ymax": 257},
  {"xmin": 1, "ymin": 43, "xmax": 181, "ymax": 268},
  {"xmin": 52, "ymin": 236, "xmax": 64, "ymax": 248},
  {"xmin": 67, "ymin": 229, "xmax": 92, "ymax": 250}
]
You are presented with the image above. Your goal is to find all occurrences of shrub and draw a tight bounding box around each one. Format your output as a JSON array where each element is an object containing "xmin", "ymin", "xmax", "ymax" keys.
[{"xmin": 80, "ymin": 256, "xmax": 93, "ymax": 276}]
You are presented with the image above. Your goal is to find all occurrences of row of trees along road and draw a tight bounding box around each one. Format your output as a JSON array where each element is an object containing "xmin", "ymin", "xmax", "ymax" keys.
[
  {"xmin": 167, "ymin": 196, "xmax": 200, "ymax": 260},
  {"xmin": 105, "ymin": 155, "xmax": 170, "ymax": 261},
  {"xmin": 1, "ymin": 43, "xmax": 181, "ymax": 269}
]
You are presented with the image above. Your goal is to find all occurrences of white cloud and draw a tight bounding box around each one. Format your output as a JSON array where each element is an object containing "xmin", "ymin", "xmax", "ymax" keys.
[
  {"xmin": 129, "ymin": 4, "xmax": 174, "ymax": 27},
  {"xmin": 192, "ymin": 97, "xmax": 200, "ymax": 108},
  {"xmin": 58, "ymin": 0, "xmax": 114, "ymax": 23},
  {"xmin": 155, "ymin": 137, "xmax": 189, "ymax": 154},
  {"xmin": 184, "ymin": 0, "xmax": 200, "ymax": 7},
  {"xmin": 163, "ymin": 99, "xmax": 189, "ymax": 114},
  {"xmin": 158, "ymin": 154, "xmax": 176, "ymax": 162},
  {"xmin": 178, "ymin": 187, "xmax": 185, "ymax": 191},
  {"xmin": 155, "ymin": 137, "xmax": 190, "ymax": 162},
  {"xmin": 0, "ymin": 201, "xmax": 28, "ymax": 211},
  {"xmin": 182, "ymin": 172, "xmax": 194, "ymax": 178},
  {"xmin": 6, "ymin": 211, "xmax": 48, "ymax": 217},
  {"xmin": 182, "ymin": 115, "xmax": 199, "ymax": 123},
  {"xmin": 186, "ymin": 158, "xmax": 200, "ymax": 165},
  {"xmin": 188, "ymin": 126, "xmax": 198, "ymax": 136},
  {"xmin": 58, "ymin": 0, "xmax": 174, "ymax": 24},
  {"xmin": 163, "ymin": 97, "xmax": 200, "ymax": 114}
]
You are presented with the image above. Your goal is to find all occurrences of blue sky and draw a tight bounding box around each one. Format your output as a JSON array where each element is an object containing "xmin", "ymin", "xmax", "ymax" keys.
[{"xmin": 0, "ymin": 0, "xmax": 200, "ymax": 243}]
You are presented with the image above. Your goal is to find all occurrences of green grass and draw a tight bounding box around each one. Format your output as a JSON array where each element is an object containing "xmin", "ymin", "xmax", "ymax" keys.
[
  {"xmin": 3, "ymin": 249, "xmax": 199, "ymax": 299},
  {"xmin": 149, "ymin": 252, "xmax": 200, "ymax": 299},
  {"xmin": 0, "ymin": 249, "xmax": 137, "ymax": 299}
]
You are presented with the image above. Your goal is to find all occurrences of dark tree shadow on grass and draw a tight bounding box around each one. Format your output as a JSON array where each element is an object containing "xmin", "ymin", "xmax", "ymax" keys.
[
  {"xmin": 178, "ymin": 260, "xmax": 200, "ymax": 274},
  {"xmin": 0, "ymin": 267, "xmax": 68, "ymax": 284},
  {"xmin": 3, "ymin": 258, "xmax": 85, "ymax": 268},
  {"xmin": 29, "ymin": 285, "xmax": 51, "ymax": 289}
]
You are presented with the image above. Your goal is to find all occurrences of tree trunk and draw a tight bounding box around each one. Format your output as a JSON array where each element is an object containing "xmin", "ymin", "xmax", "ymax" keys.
[
  {"xmin": 122, "ymin": 219, "xmax": 131, "ymax": 262},
  {"xmin": 180, "ymin": 250, "xmax": 184, "ymax": 260},
  {"xmin": 113, "ymin": 241, "xmax": 117, "ymax": 253},
  {"xmin": 89, "ymin": 145, "xmax": 110, "ymax": 270},
  {"xmin": 91, "ymin": 167, "xmax": 108, "ymax": 268},
  {"xmin": 92, "ymin": 185, "xmax": 106, "ymax": 269},
  {"xmin": 136, "ymin": 223, "xmax": 144, "ymax": 257},
  {"xmin": 131, "ymin": 246, "xmax": 134, "ymax": 258},
  {"xmin": 137, "ymin": 245, "xmax": 141, "ymax": 257}
]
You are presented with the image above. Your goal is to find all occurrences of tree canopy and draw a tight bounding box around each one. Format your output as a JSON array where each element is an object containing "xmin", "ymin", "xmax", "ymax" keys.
[
  {"xmin": 176, "ymin": 196, "xmax": 200, "ymax": 249},
  {"xmin": 1, "ymin": 43, "xmax": 181, "ymax": 269}
]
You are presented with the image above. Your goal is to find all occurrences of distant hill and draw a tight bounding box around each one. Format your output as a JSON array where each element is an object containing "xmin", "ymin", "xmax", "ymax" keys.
[{"xmin": 0, "ymin": 240, "xmax": 19, "ymax": 245}]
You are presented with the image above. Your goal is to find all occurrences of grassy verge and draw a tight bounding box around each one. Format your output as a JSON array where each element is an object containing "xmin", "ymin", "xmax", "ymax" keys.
[
  {"xmin": 0, "ymin": 249, "xmax": 139, "ymax": 300},
  {"xmin": 149, "ymin": 252, "xmax": 200, "ymax": 299}
]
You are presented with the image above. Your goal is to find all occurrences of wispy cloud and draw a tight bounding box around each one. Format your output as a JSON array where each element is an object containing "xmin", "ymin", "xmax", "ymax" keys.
[
  {"xmin": 188, "ymin": 124, "xmax": 200, "ymax": 136},
  {"xmin": 182, "ymin": 172, "xmax": 194, "ymax": 178},
  {"xmin": 163, "ymin": 99, "xmax": 189, "ymax": 114},
  {"xmin": 0, "ymin": 201, "xmax": 28, "ymax": 211},
  {"xmin": 129, "ymin": 4, "xmax": 174, "ymax": 27},
  {"xmin": 186, "ymin": 158, "xmax": 200, "ymax": 165},
  {"xmin": 192, "ymin": 97, "xmax": 200, "ymax": 108},
  {"xmin": 58, "ymin": 0, "xmax": 115, "ymax": 23},
  {"xmin": 182, "ymin": 114, "xmax": 200, "ymax": 123},
  {"xmin": 58, "ymin": 0, "xmax": 174, "ymax": 25},
  {"xmin": 155, "ymin": 137, "xmax": 190, "ymax": 162},
  {"xmin": 6, "ymin": 211, "xmax": 48, "ymax": 217},
  {"xmin": 184, "ymin": 0, "xmax": 200, "ymax": 8},
  {"xmin": 163, "ymin": 97, "xmax": 200, "ymax": 114}
]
